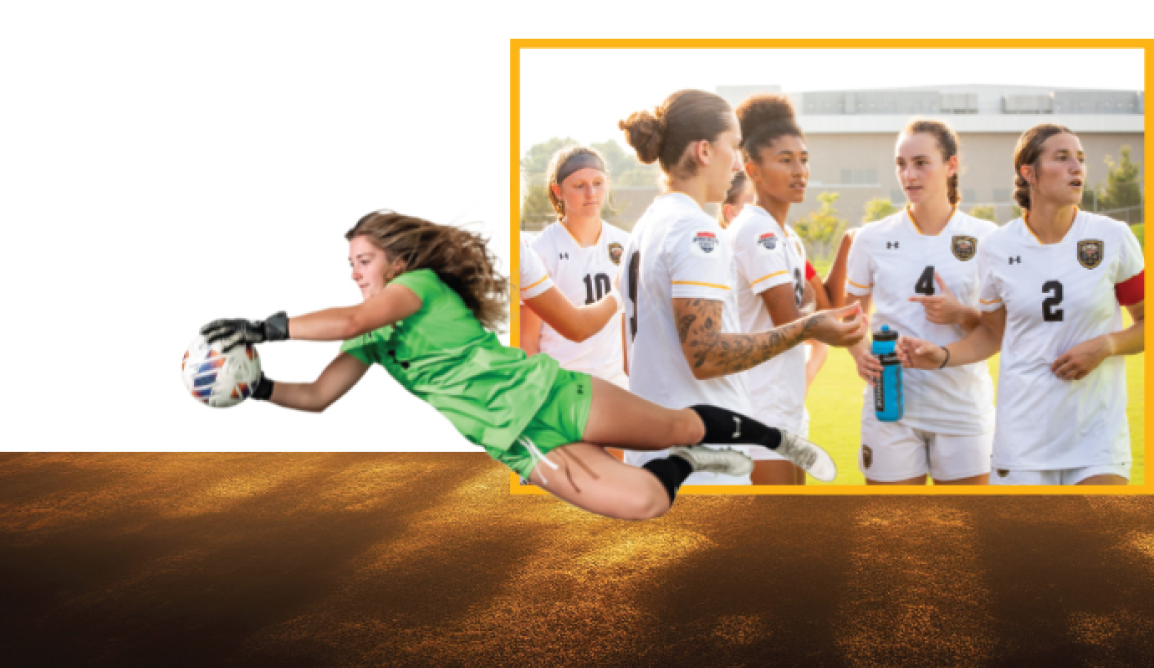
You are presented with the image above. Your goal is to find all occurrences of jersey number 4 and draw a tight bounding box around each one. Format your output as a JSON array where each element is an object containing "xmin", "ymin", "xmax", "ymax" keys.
[{"xmin": 914, "ymin": 266, "xmax": 935, "ymax": 296}]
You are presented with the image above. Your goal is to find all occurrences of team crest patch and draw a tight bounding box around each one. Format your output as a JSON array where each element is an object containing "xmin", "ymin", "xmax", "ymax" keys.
[
  {"xmin": 951, "ymin": 235, "xmax": 977, "ymax": 262},
  {"xmin": 1078, "ymin": 240, "xmax": 1104, "ymax": 269},
  {"xmin": 691, "ymin": 231, "xmax": 720, "ymax": 256},
  {"xmin": 862, "ymin": 445, "xmax": 873, "ymax": 469},
  {"xmin": 607, "ymin": 242, "xmax": 623, "ymax": 266},
  {"xmin": 757, "ymin": 232, "xmax": 778, "ymax": 251}
]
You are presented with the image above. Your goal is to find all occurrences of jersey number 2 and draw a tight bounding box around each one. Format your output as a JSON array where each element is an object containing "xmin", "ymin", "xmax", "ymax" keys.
[{"xmin": 1042, "ymin": 280, "xmax": 1064, "ymax": 322}]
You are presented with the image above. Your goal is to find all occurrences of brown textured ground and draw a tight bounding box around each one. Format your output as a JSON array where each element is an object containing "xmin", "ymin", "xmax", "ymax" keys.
[{"xmin": 2, "ymin": 453, "xmax": 1153, "ymax": 667}]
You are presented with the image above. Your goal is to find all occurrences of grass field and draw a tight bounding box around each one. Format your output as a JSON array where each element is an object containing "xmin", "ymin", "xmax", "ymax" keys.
[{"xmin": 807, "ymin": 258, "xmax": 1145, "ymax": 486}]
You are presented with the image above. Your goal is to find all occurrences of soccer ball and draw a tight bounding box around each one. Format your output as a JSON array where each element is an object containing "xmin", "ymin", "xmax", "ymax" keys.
[{"xmin": 182, "ymin": 335, "xmax": 261, "ymax": 407}]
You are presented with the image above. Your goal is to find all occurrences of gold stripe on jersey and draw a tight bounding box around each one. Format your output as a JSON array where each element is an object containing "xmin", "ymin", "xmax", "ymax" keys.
[
  {"xmin": 560, "ymin": 221, "xmax": 603, "ymax": 247},
  {"xmin": 847, "ymin": 278, "xmax": 872, "ymax": 290},
  {"xmin": 521, "ymin": 275, "xmax": 549, "ymax": 292},
  {"xmin": 672, "ymin": 280, "xmax": 730, "ymax": 290},
  {"xmin": 979, "ymin": 297, "xmax": 1003, "ymax": 305},
  {"xmin": 750, "ymin": 270, "xmax": 788, "ymax": 286},
  {"xmin": 1022, "ymin": 207, "xmax": 1079, "ymax": 245},
  {"xmin": 905, "ymin": 204, "xmax": 957, "ymax": 236},
  {"xmin": 1022, "ymin": 219, "xmax": 1044, "ymax": 245}
]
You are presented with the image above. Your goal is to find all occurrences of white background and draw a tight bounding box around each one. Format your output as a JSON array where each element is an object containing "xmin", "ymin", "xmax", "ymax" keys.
[
  {"xmin": 521, "ymin": 49, "xmax": 1145, "ymax": 150},
  {"xmin": 0, "ymin": 3, "xmax": 1146, "ymax": 451}
]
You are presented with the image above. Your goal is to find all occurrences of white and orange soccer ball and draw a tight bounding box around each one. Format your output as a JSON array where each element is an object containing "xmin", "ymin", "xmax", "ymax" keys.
[{"xmin": 181, "ymin": 335, "xmax": 261, "ymax": 407}]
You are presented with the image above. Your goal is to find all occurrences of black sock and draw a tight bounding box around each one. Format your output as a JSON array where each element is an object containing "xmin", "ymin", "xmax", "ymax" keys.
[
  {"xmin": 690, "ymin": 405, "xmax": 782, "ymax": 449},
  {"xmin": 642, "ymin": 455, "xmax": 694, "ymax": 505}
]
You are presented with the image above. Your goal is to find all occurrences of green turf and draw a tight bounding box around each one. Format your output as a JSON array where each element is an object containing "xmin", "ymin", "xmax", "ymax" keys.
[{"xmin": 807, "ymin": 256, "xmax": 1145, "ymax": 486}]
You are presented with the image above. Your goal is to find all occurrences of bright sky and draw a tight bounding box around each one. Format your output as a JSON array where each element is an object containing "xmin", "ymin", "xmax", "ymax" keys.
[{"xmin": 520, "ymin": 49, "xmax": 1145, "ymax": 151}]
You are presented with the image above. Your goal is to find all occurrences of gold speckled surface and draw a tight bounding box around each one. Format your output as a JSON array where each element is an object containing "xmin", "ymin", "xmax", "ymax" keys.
[{"xmin": 2, "ymin": 453, "xmax": 1154, "ymax": 667}]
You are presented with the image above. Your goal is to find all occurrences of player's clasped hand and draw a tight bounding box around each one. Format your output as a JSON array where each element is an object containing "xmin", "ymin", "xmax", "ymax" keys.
[
  {"xmin": 201, "ymin": 312, "xmax": 290, "ymax": 352},
  {"xmin": 811, "ymin": 303, "xmax": 867, "ymax": 348},
  {"xmin": 908, "ymin": 271, "xmax": 964, "ymax": 325},
  {"xmin": 1051, "ymin": 336, "xmax": 1113, "ymax": 382},
  {"xmin": 895, "ymin": 335, "xmax": 946, "ymax": 370}
]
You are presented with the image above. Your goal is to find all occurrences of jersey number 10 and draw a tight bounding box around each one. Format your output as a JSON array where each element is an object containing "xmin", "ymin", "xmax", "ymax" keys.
[{"xmin": 583, "ymin": 273, "xmax": 612, "ymax": 305}]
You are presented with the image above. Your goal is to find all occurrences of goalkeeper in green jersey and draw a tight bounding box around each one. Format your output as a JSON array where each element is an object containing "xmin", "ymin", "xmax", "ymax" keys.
[{"xmin": 200, "ymin": 211, "xmax": 843, "ymax": 519}]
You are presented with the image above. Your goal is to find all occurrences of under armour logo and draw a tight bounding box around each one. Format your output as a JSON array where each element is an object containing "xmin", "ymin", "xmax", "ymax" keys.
[
  {"xmin": 732, "ymin": 416, "xmax": 742, "ymax": 439},
  {"xmin": 887, "ymin": 241, "xmax": 899, "ymax": 249},
  {"xmin": 1009, "ymin": 256, "xmax": 1022, "ymax": 265},
  {"xmin": 559, "ymin": 253, "xmax": 569, "ymax": 260}
]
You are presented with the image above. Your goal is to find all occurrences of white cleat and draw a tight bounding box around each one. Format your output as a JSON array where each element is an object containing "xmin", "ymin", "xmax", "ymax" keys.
[
  {"xmin": 776, "ymin": 431, "xmax": 838, "ymax": 482},
  {"xmin": 669, "ymin": 446, "xmax": 754, "ymax": 477}
]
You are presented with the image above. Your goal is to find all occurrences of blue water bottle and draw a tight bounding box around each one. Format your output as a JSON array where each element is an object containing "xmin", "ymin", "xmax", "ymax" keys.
[{"xmin": 872, "ymin": 325, "xmax": 903, "ymax": 422}]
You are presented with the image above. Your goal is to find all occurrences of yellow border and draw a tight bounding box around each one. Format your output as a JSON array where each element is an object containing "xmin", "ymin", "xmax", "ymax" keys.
[{"xmin": 511, "ymin": 39, "xmax": 1151, "ymax": 496}]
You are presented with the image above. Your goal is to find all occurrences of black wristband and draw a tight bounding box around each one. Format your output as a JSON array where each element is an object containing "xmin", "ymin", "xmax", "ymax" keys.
[
  {"xmin": 262, "ymin": 311, "xmax": 290, "ymax": 342},
  {"xmin": 939, "ymin": 346, "xmax": 951, "ymax": 369},
  {"xmin": 252, "ymin": 373, "xmax": 274, "ymax": 401}
]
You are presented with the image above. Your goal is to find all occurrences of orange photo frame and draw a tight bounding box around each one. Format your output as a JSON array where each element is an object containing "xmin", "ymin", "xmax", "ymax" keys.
[{"xmin": 510, "ymin": 39, "xmax": 1151, "ymax": 496}]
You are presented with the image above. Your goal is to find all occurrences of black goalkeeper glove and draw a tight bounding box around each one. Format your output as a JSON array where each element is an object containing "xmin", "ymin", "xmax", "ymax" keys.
[
  {"xmin": 251, "ymin": 373, "xmax": 274, "ymax": 401},
  {"xmin": 200, "ymin": 311, "xmax": 289, "ymax": 352}
]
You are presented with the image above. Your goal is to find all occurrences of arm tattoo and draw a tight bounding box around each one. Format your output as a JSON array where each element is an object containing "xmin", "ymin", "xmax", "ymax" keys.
[
  {"xmin": 677, "ymin": 313, "xmax": 697, "ymax": 344},
  {"xmin": 674, "ymin": 297, "xmax": 825, "ymax": 378}
]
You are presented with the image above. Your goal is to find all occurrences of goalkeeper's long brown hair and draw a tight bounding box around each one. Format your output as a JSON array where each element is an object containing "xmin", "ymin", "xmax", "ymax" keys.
[{"xmin": 346, "ymin": 211, "xmax": 509, "ymax": 332}]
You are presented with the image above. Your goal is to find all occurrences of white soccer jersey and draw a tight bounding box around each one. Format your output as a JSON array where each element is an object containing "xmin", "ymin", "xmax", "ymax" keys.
[
  {"xmin": 519, "ymin": 232, "xmax": 553, "ymax": 301},
  {"xmin": 977, "ymin": 210, "xmax": 1143, "ymax": 470},
  {"xmin": 531, "ymin": 220, "xmax": 630, "ymax": 381},
  {"xmin": 621, "ymin": 193, "xmax": 753, "ymax": 485},
  {"xmin": 728, "ymin": 204, "xmax": 808, "ymax": 434},
  {"xmin": 845, "ymin": 208, "xmax": 998, "ymax": 435}
]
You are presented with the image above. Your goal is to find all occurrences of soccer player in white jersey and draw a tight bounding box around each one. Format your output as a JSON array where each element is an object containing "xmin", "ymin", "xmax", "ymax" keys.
[
  {"xmin": 899, "ymin": 125, "xmax": 1144, "ymax": 485},
  {"xmin": 616, "ymin": 89, "xmax": 866, "ymax": 485},
  {"xmin": 521, "ymin": 146, "xmax": 632, "ymax": 388},
  {"xmin": 519, "ymin": 232, "xmax": 623, "ymax": 346},
  {"xmin": 845, "ymin": 119, "xmax": 998, "ymax": 485},
  {"xmin": 727, "ymin": 94, "xmax": 827, "ymax": 484},
  {"xmin": 719, "ymin": 167, "xmax": 850, "ymax": 417}
]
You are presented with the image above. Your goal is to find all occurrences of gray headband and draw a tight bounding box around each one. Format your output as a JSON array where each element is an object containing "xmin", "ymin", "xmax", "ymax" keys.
[{"xmin": 556, "ymin": 153, "xmax": 606, "ymax": 185}]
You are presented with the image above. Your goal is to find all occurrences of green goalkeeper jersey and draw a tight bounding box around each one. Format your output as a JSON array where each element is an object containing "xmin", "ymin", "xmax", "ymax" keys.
[{"xmin": 341, "ymin": 268, "xmax": 559, "ymax": 451}]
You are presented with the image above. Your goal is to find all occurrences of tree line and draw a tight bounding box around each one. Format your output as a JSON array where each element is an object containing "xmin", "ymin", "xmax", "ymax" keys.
[{"xmin": 522, "ymin": 138, "xmax": 1143, "ymax": 259}]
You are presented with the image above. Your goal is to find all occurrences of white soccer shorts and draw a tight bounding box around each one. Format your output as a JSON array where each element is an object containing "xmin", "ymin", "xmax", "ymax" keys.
[
  {"xmin": 859, "ymin": 408, "xmax": 992, "ymax": 482},
  {"xmin": 990, "ymin": 463, "xmax": 1131, "ymax": 486}
]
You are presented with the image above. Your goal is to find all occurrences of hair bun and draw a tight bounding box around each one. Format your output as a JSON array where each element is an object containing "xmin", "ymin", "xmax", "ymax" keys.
[
  {"xmin": 735, "ymin": 94, "xmax": 796, "ymax": 131},
  {"xmin": 619, "ymin": 109, "xmax": 665, "ymax": 165}
]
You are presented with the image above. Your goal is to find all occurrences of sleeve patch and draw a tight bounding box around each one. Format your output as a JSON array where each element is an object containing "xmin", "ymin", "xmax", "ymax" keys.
[
  {"xmin": 1116, "ymin": 269, "xmax": 1144, "ymax": 306},
  {"xmin": 756, "ymin": 232, "xmax": 779, "ymax": 254},
  {"xmin": 689, "ymin": 231, "xmax": 722, "ymax": 258}
]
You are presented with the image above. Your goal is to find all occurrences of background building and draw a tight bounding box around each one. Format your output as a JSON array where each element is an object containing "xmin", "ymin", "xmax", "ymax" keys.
[
  {"xmin": 523, "ymin": 84, "xmax": 1145, "ymax": 249},
  {"xmin": 718, "ymin": 84, "xmax": 1144, "ymax": 228}
]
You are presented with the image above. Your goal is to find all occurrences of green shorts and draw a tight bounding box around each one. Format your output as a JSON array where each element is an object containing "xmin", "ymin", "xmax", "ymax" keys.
[{"xmin": 485, "ymin": 368, "xmax": 593, "ymax": 478}]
